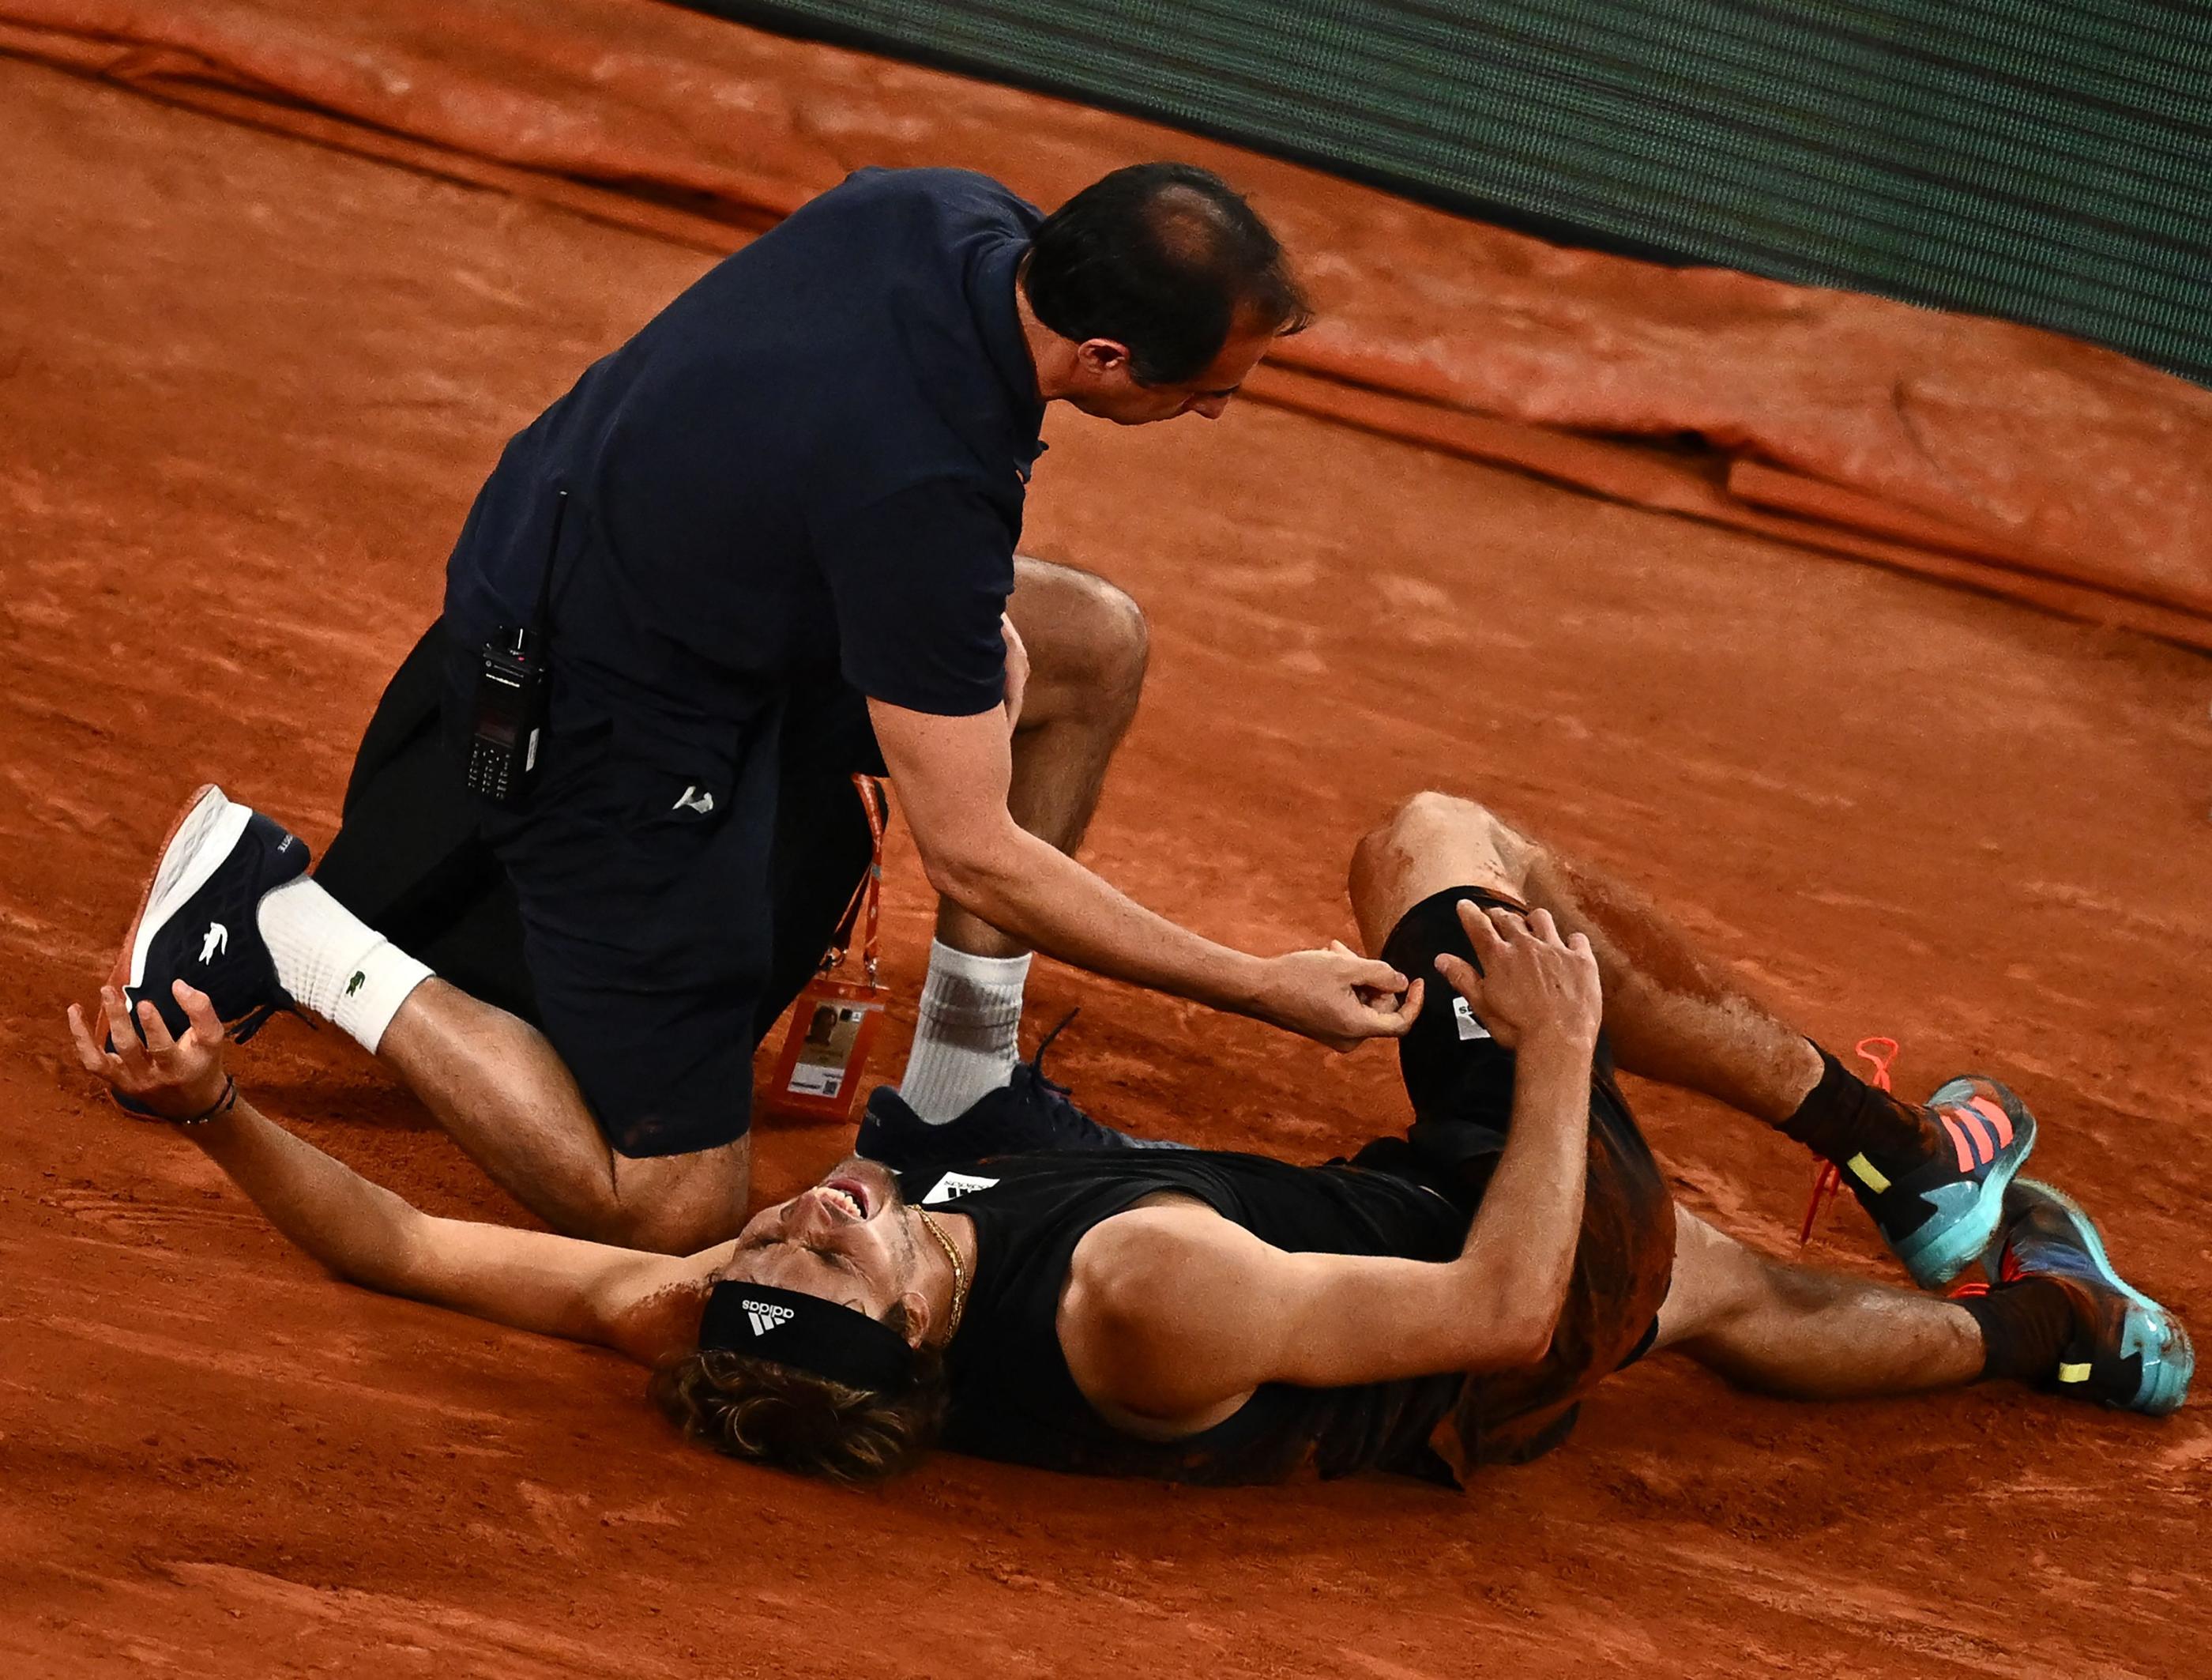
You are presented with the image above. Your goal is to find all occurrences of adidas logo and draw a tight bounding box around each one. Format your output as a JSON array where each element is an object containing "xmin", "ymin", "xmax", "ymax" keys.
[
  {"xmin": 742, "ymin": 1299, "xmax": 795, "ymax": 1337},
  {"xmin": 924, "ymin": 1171, "xmax": 999, "ymax": 1204},
  {"xmin": 1936, "ymin": 1095, "xmax": 2015, "ymax": 1170}
]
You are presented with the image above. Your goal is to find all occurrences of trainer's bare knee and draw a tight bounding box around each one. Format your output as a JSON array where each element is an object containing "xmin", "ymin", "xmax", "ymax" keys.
[
  {"xmin": 1010, "ymin": 557, "xmax": 1149, "ymax": 724},
  {"xmin": 1348, "ymin": 790, "xmax": 1535, "ymax": 954},
  {"xmin": 596, "ymin": 1141, "xmax": 751, "ymax": 1254}
]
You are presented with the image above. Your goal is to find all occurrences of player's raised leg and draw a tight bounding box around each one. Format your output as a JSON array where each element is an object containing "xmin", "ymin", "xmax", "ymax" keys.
[{"xmin": 1348, "ymin": 790, "xmax": 2032, "ymax": 1286}]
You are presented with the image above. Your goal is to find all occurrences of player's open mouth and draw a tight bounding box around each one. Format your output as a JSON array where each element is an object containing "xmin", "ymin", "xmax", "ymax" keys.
[{"xmin": 819, "ymin": 1177, "xmax": 872, "ymax": 1220}]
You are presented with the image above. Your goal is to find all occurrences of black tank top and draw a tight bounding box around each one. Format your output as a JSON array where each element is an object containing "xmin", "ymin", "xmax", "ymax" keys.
[{"xmin": 903, "ymin": 1150, "xmax": 1473, "ymax": 1486}]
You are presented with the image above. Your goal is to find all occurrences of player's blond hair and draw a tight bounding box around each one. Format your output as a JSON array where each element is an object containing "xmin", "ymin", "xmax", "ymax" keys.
[{"xmin": 649, "ymin": 1305, "xmax": 949, "ymax": 1486}]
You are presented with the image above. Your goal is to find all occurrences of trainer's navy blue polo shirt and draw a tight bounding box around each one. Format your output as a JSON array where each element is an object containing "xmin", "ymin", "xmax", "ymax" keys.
[{"xmin": 442, "ymin": 167, "xmax": 1046, "ymax": 748}]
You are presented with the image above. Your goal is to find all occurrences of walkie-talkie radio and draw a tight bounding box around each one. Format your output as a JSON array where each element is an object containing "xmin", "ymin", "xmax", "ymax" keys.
[{"xmin": 465, "ymin": 489, "xmax": 568, "ymax": 808}]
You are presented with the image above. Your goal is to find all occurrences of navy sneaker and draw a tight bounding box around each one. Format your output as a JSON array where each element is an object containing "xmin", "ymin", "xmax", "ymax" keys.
[
  {"xmin": 1845, "ymin": 1075, "xmax": 2037, "ymax": 1288},
  {"xmin": 856, "ymin": 1019, "xmax": 1187, "ymax": 1173},
  {"xmin": 1988, "ymin": 1179, "xmax": 2191, "ymax": 1416},
  {"xmin": 109, "ymin": 785, "xmax": 308, "ymax": 1045}
]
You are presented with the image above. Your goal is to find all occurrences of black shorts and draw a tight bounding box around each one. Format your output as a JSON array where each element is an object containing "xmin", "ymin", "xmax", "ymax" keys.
[
  {"xmin": 314, "ymin": 622, "xmax": 879, "ymax": 1157},
  {"xmin": 1354, "ymin": 886, "xmax": 1677, "ymax": 1471}
]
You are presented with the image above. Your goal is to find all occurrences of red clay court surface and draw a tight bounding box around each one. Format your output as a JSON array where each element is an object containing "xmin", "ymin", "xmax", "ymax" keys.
[{"xmin": 3, "ymin": 42, "xmax": 2210, "ymax": 1680}]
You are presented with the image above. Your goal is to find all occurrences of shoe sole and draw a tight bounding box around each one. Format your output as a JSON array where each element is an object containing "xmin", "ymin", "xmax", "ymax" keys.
[
  {"xmin": 105, "ymin": 785, "xmax": 252, "ymax": 1008},
  {"xmin": 1896, "ymin": 1075, "xmax": 2037, "ymax": 1288},
  {"xmin": 2013, "ymin": 1178, "xmax": 2192, "ymax": 1416}
]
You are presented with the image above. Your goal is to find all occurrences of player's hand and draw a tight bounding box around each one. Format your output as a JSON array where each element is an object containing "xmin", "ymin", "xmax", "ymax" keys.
[
  {"xmin": 66, "ymin": 981, "xmax": 231, "ymax": 1122},
  {"xmin": 1000, "ymin": 612, "xmax": 1029, "ymax": 731},
  {"xmin": 1255, "ymin": 944, "xmax": 1424, "ymax": 1052},
  {"xmin": 1431, "ymin": 903, "xmax": 1601, "ymax": 1055}
]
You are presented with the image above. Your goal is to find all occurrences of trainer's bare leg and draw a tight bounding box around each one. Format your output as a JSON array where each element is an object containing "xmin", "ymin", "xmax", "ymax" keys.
[
  {"xmin": 1349, "ymin": 791, "xmax": 1819, "ymax": 1121},
  {"xmin": 897, "ymin": 557, "xmax": 1148, "ymax": 1118},
  {"xmin": 933, "ymin": 556, "xmax": 1149, "ymax": 959},
  {"xmin": 1652, "ymin": 1207, "xmax": 1982, "ymax": 1396},
  {"xmin": 373, "ymin": 980, "xmax": 746, "ymax": 1254}
]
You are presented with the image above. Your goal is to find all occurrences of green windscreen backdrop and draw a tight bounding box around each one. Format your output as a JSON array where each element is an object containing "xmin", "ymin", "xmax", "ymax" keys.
[{"xmin": 686, "ymin": 1, "xmax": 2212, "ymax": 386}]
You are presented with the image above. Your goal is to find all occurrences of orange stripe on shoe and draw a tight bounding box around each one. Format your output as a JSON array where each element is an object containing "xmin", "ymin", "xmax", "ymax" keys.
[
  {"xmin": 1951, "ymin": 1106, "xmax": 1996, "ymax": 1165},
  {"xmin": 1939, "ymin": 1114, "xmax": 1977, "ymax": 1173},
  {"xmin": 1966, "ymin": 1095, "xmax": 2014, "ymax": 1149}
]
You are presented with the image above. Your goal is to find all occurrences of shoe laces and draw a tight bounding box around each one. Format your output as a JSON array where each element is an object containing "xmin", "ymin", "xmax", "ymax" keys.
[
  {"xmin": 1010, "ymin": 1010, "xmax": 1112, "ymax": 1142},
  {"xmin": 1798, "ymin": 1036, "xmax": 1898, "ymax": 1246}
]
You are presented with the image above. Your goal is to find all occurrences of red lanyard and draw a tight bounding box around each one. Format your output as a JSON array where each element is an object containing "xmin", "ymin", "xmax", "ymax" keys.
[{"xmin": 823, "ymin": 774, "xmax": 887, "ymax": 987}]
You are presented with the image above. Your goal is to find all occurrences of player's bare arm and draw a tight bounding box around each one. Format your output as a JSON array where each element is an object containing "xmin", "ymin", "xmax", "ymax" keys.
[
  {"xmin": 871, "ymin": 693, "xmax": 1423, "ymax": 1049},
  {"xmin": 1059, "ymin": 903, "xmax": 1601, "ymax": 1431},
  {"xmin": 66, "ymin": 981, "xmax": 716, "ymax": 1365}
]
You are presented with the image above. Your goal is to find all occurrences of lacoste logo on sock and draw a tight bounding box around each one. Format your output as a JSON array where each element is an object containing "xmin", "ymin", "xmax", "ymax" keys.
[
  {"xmin": 672, "ymin": 785, "xmax": 716, "ymax": 816},
  {"xmin": 345, "ymin": 971, "xmax": 366, "ymax": 997},
  {"xmin": 742, "ymin": 1300, "xmax": 795, "ymax": 1337},
  {"xmin": 198, "ymin": 922, "xmax": 228, "ymax": 964}
]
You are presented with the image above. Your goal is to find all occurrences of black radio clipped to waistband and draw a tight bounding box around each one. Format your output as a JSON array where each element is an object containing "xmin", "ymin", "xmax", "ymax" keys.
[{"xmin": 465, "ymin": 489, "xmax": 567, "ymax": 808}]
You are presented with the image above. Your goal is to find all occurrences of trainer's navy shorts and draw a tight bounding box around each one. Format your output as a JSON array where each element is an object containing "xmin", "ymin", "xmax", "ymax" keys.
[
  {"xmin": 316, "ymin": 622, "xmax": 878, "ymax": 1157},
  {"xmin": 1354, "ymin": 885, "xmax": 1677, "ymax": 1471}
]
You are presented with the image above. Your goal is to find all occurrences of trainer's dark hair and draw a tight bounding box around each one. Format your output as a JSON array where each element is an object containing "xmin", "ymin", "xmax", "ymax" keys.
[
  {"xmin": 650, "ymin": 1303, "xmax": 949, "ymax": 1486},
  {"xmin": 1023, "ymin": 163, "xmax": 1311, "ymax": 385}
]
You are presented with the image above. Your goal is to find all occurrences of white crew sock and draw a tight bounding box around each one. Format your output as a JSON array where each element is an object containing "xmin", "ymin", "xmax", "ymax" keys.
[
  {"xmin": 256, "ymin": 878, "xmax": 433, "ymax": 1056},
  {"xmin": 897, "ymin": 939, "xmax": 1031, "ymax": 1122}
]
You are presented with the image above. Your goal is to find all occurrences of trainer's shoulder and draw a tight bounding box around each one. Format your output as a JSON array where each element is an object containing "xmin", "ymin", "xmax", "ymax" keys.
[{"xmin": 819, "ymin": 165, "xmax": 1040, "ymax": 235}]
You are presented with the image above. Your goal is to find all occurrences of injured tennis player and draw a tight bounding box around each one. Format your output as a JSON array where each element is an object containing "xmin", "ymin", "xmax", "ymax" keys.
[{"xmin": 68, "ymin": 791, "xmax": 2190, "ymax": 1487}]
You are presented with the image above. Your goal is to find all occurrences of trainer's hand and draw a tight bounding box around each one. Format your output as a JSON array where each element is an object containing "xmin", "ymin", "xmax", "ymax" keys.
[
  {"xmin": 67, "ymin": 981, "xmax": 231, "ymax": 1121},
  {"xmin": 1255, "ymin": 944, "xmax": 1423, "ymax": 1052},
  {"xmin": 1432, "ymin": 904, "xmax": 1600, "ymax": 1055},
  {"xmin": 1000, "ymin": 612, "xmax": 1029, "ymax": 732}
]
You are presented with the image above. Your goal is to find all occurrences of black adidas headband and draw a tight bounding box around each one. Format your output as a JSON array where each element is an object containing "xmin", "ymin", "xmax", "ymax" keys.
[{"xmin": 697, "ymin": 1282, "xmax": 917, "ymax": 1394}]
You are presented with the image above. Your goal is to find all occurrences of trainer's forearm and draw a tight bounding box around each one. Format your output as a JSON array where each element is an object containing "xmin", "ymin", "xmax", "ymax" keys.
[
  {"xmin": 1447, "ymin": 1033, "xmax": 1593, "ymax": 1361},
  {"xmin": 182, "ymin": 1096, "xmax": 425, "ymax": 1293},
  {"xmin": 931, "ymin": 827, "xmax": 1270, "ymax": 1015}
]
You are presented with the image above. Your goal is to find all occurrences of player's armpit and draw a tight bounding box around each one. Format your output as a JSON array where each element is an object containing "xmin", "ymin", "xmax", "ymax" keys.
[{"xmin": 395, "ymin": 1218, "xmax": 733, "ymax": 1365}]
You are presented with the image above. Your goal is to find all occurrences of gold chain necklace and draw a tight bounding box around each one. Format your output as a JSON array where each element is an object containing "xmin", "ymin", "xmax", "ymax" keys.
[{"xmin": 916, "ymin": 1207, "xmax": 969, "ymax": 1343}]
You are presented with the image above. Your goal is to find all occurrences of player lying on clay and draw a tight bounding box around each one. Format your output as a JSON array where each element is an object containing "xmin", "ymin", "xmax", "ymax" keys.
[{"xmin": 70, "ymin": 790, "xmax": 2190, "ymax": 1487}]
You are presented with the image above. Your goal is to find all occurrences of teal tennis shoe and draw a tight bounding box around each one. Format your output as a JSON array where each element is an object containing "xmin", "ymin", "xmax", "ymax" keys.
[
  {"xmin": 1844, "ymin": 1075, "xmax": 2037, "ymax": 1288},
  {"xmin": 1992, "ymin": 1179, "xmax": 2191, "ymax": 1417}
]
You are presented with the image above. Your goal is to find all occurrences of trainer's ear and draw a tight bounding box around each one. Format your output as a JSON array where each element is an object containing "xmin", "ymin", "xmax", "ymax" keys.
[{"xmin": 1074, "ymin": 336, "xmax": 1134, "ymax": 379}]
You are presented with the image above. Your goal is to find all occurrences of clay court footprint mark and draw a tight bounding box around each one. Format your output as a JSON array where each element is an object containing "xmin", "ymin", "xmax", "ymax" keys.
[
  {"xmin": 516, "ymin": 1479, "xmax": 592, "ymax": 1559},
  {"xmin": 49, "ymin": 1188, "xmax": 259, "ymax": 1240}
]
